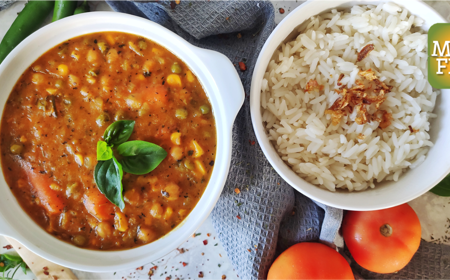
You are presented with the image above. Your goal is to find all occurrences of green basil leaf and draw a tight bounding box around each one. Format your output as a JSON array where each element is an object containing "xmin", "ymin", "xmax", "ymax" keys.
[
  {"xmin": 94, "ymin": 157, "xmax": 125, "ymax": 210},
  {"xmin": 117, "ymin": 140, "xmax": 167, "ymax": 175},
  {"xmin": 430, "ymin": 174, "xmax": 450, "ymax": 196},
  {"xmin": 21, "ymin": 261, "xmax": 27, "ymax": 275},
  {"xmin": 97, "ymin": 140, "xmax": 113, "ymax": 161},
  {"xmin": 103, "ymin": 120, "xmax": 135, "ymax": 146},
  {"xmin": 3, "ymin": 254, "xmax": 21, "ymax": 263}
]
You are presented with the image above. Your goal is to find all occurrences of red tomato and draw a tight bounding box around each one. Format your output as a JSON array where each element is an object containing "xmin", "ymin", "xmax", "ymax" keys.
[
  {"xmin": 342, "ymin": 203, "xmax": 421, "ymax": 274},
  {"xmin": 267, "ymin": 242, "xmax": 354, "ymax": 279}
]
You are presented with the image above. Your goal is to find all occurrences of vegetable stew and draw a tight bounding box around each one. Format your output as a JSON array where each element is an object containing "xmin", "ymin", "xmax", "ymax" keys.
[{"xmin": 0, "ymin": 32, "xmax": 216, "ymax": 250}]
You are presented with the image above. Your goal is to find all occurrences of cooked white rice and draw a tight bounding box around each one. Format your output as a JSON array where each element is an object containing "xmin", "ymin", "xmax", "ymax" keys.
[{"xmin": 261, "ymin": 3, "xmax": 438, "ymax": 192}]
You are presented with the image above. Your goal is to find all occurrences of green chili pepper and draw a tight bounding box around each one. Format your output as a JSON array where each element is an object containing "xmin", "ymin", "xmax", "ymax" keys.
[
  {"xmin": 0, "ymin": 1, "xmax": 54, "ymax": 64},
  {"xmin": 52, "ymin": 0, "xmax": 77, "ymax": 22},
  {"xmin": 74, "ymin": 0, "xmax": 90, "ymax": 15}
]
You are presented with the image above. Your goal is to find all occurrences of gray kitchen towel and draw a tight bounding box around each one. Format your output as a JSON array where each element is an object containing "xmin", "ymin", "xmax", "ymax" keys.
[
  {"xmin": 106, "ymin": 1, "xmax": 342, "ymax": 278},
  {"xmin": 0, "ymin": 0, "xmax": 16, "ymax": 11}
]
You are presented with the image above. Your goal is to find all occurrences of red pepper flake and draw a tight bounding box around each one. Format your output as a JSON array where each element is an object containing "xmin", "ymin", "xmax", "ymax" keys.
[
  {"xmin": 2, "ymin": 245, "xmax": 12, "ymax": 250},
  {"xmin": 207, "ymin": 233, "xmax": 211, "ymax": 237},
  {"xmin": 279, "ymin": 8, "xmax": 285, "ymax": 14},
  {"xmin": 199, "ymin": 271, "xmax": 204, "ymax": 278},
  {"xmin": 44, "ymin": 271, "xmax": 50, "ymax": 276},
  {"xmin": 203, "ymin": 240, "xmax": 208, "ymax": 245},
  {"xmin": 239, "ymin": 62, "xmax": 247, "ymax": 72},
  {"xmin": 225, "ymin": 17, "xmax": 229, "ymax": 21},
  {"xmin": 236, "ymin": 215, "xmax": 241, "ymax": 220},
  {"xmin": 222, "ymin": 275, "xmax": 227, "ymax": 280},
  {"xmin": 136, "ymin": 266, "xmax": 143, "ymax": 270},
  {"xmin": 182, "ymin": 262, "xmax": 188, "ymax": 267},
  {"xmin": 247, "ymin": 249, "xmax": 251, "ymax": 252},
  {"xmin": 234, "ymin": 188, "xmax": 241, "ymax": 194},
  {"xmin": 249, "ymin": 140, "xmax": 255, "ymax": 145},
  {"xmin": 166, "ymin": 277, "xmax": 171, "ymax": 280},
  {"xmin": 43, "ymin": 267, "xmax": 49, "ymax": 271}
]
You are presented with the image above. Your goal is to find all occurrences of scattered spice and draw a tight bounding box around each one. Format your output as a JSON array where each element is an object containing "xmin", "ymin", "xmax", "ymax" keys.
[
  {"xmin": 214, "ymin": 243, "xmax": 218, "ymax": 246},
  {"xmin": 279, "ymin": 8, "xmax": 285, "ymax": 14},
  {"xmin": 234, "ymin": 188, "xmax": 241, "ymax": 194},
  {"xmin": 198, "ymin": 271, "xmax": 204, "ymax": 278},
  {"xmin": 53, "ymin": 276, "xmax": 59, "ymax": 280},
  {"xmin": 177, "ymin": 248, "xmax": 185, "ymax": 254},
  {"xmin": 0, "ymin": 263, "xmax": 4, "ymax": 267},
  {"xmin": 44, "ymin": 271, "xmax": 50, "ymax": 276},
  {"xmin": 182, "ymin": 262, "xmax": 188, "ymax": 267},
  {"xmin": 239, "ymin": 61, "xmax": 247, "ymax": 72},
  {"xmin": 337, "ymin": 73, "xmax": 345, "ymax": 86},
  {"xmin": 357, "ymin": 133, "xmax": 365, "ymax": 140},
  {"xmin": 43, "ymin": 266, "xmax": 49, "ymax": 271},
  {"xmin": 136, "ymin": 266, "xmax": 143, "ymax": 270},
  {"xmin": 193, "ymin": 233, "xmax": 201, "ymax": 237},
  {"xmin": 237, "ymin": 33, "xmax": 242, "ymax": 39},
  {"xmin": 222, "ymin": 275, "xmax": 227, "ymax": 279},
  {"xmin": 357, "ymin": 44, "xmax": 375, "ymax": 62},
  {"xmin": 408, "ymin": 125, "xmax": 419, "ymax": 133},
  {"xmin": 236, "ymin": 215, "xmax": 241, "ymax": 220},
  {"xmin": 203, "ymin": 240, "xmax": 208, "ymax": 245},
  {"xmin": 2, "ymin": 245, "xmax": 12, "ymax": 250},
  {"xmin": 225, "ymin": 17, "xmax": 229, "ymax": 21},
  {"xmin": 249, "ymin": 140, "xmax": 255, "ymax": 145},
  {"xmin": 207, "ymin": 233, "xmax": 211, "ymax": 237},
  {"xmin": 247, "ymin": 249, "xmax": 251, "ymax": 252}
]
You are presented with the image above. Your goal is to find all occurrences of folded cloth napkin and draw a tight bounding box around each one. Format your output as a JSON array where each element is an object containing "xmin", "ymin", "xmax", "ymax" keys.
[{"xmin": 107, "ymin": 1, "xmax": 450, "ymax": 279}]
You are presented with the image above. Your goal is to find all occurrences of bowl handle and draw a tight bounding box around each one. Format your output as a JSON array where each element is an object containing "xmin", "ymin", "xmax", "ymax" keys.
[{"xmin": 192, "ymin": 47, "xmax": 245, "ymax": 130}]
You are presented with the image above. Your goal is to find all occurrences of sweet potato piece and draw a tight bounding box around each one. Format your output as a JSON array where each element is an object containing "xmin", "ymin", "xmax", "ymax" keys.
[
  {"xmin": 83, "ymin": 187, "xmax": 115, "ymax": 221},
  {"xmin": 24, "ymin": 166, "xmax": 65, "ymax": 214}
]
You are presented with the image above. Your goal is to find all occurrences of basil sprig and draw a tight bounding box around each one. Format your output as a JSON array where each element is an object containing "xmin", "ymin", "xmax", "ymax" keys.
[
  {"xmin": 430, "ymin": 174, "xmax": 450, "ymax": 196},
  {"xmin": 118, "ymin": 141, "xmax": 167, "ymax": 175},
  {"xmin": 0, "ymin": 253, "xmax": 27, "ymax": 280},
  {"xmin": 94, "ymin": 120, "xmax": 167, "ymax": 209}
]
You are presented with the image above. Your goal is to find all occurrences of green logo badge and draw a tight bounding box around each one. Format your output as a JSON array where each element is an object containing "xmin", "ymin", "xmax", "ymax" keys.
[{"xmin": 428, "ymin": 23, "xmax": 450, "ymax": 89}]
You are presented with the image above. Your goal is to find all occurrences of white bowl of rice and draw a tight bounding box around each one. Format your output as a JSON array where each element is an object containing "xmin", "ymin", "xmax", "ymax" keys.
[{"xmin": 250, "ymin": 0, "xmax": 450, "ymax": 210}]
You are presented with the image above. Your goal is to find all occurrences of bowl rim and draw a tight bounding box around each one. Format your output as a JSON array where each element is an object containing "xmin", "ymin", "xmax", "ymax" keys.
[
  {"xmin": 0, "ymin": 11, "xmax": 244, "ymax": 271},
  {"xmin": 250, "ymin": 0, "xmax": 449, "ymax": 210}
]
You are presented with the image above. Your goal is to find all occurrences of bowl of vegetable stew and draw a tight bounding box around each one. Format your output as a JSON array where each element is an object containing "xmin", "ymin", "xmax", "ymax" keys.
[{"xmin": 0, "ymin": 12, "xmax": 244, "ymax": 272}]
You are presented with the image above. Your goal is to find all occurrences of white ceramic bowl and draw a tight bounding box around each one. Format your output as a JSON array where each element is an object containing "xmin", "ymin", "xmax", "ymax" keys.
[
  {"xmin": 250, "ymin": 0, "xmax": 450, "ymax": 211},
  {"xmin": 0, "ymin": 12, "xmax": 244, "ymax": 272}
]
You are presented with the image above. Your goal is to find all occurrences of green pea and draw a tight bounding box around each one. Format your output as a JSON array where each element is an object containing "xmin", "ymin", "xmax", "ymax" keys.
[
  {"xmin": 184, "ymin": 159, "xmax": 195, "ymax": 170},
  {"xmin": 175, "ymin": 108, "xmax": 188, "ymax": 120},
  {"xmin": 72, "ymin": 235, "xmax": 86, "ymax": 246},
  {"xmin": 96, "ymin": 112, "xmax": 110, "ymax": 127},
  {"xmin": 171, "ymin": 62, "xmax": 182, "ymax": 74},
  {"xmin": 200, "ymin": 105, "xmax": 210, "ymax": 114},
  {"xmin": 10, "ymin": 144, "xmax": 23, "ymax": 155}
]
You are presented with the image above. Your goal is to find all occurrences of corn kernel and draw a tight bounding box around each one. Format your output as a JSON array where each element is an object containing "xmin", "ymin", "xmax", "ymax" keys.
[
  {"xmin": 58, "ymin": 64, "xmax": 69, "ymax": 76},
  {"xmin": 191, "ymin": 140, "xmax": 204, "ymax": 158},
  {"xmin": 19, "ymin": 135, "xmax": 27, "ymax": 143},
  {"xmin": 167, "ymin": 74, "xmax": 182, "ymax": 87},
  {"xmin": 86, "ymin": 77, "xmax": 96, "ymax": 84},
  {"xmin": 150, "ymin": 203, "xmax": 163, "ymax": 219},
  {"xmin": 71, "ymin": 51, "xmax": 79, "ymax": 61},
  {"xmin": 126, "ymin": 95, "xmax": 141, "ymax": 109},
  {"xmin": 137, "ymin": 74, "xmax": 145, "ymax": 81},
  {"xmin": 75, "ymin": 154, "xmax": 84, "ymax": 166},
  {"xmin": 50, "ymin": 183, "xmax": 62, "ymax": 191},
  {"xmin": 186, "ymin": 71, "xmax": 195, "ymax": 83},
  {"xmin": 195, "ymin": 160, "xmax": 206, "ymax": 175},
  {"xmin": 157, "ymin": 57, "xmax": 165, "ymax": 65},
  {"xmin": 68, "ymin": 75, "xmax": 80, "ymax": 87},
  {"xmin": 114, "ymin": 212, "xmax": 129, "ymax": 232},
  {"xmin": 31, "ymin": 73, "xmax": 44, "ymax": 85},
  {"xmin": 171, "ymin": 132, "xmax": 181, "ymax": 145},
  {"xmin": 46, "ymin": 88, "xmax": 58, "ymax": 95},
  {"xmin": 106, "ymin": 34, "xmax": 115, "ymax": 45},
  {"xmin": 164, "ymin": 207, "xmax": 173, "ymax": 220},
  {"xmin": 87, "ymin": 49, "xmax": 98, "ymax": 63}
]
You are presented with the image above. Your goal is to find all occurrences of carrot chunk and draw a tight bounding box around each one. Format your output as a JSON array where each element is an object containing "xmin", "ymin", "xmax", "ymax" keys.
[
  {"xmin": 147, "ymin": 85, "xmax": 169, "ymax": 104},
  {"xmin": 83, "ymin": 187, "xmax": 115, "ymax": 221},
  {"xmin": 25, "ymin": 167, "xmax": 65, "ymax": 214}
]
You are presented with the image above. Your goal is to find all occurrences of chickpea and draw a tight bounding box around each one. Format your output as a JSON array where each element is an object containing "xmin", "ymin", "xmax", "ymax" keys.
[
  {"xmin": 96, "ymin": 112, "xmax": 110, "ymax": 127},
  {"xmin": 96, "ymin": 222, "xmax": 113, "ymax": 239},
  {"xmin": 163, "ymin": 182, "xmax": 181, "ymax": 201},
  {"xmin": 171, "ymin": 146, "xmax": 183, "ymax": 161},
  {"xmin": 114, "ymin": 109, "xmax": 126, "ymax": 121},
  {"xmin": 137, "ymin": 226, "xmax": 157, "ymax": 243},
  {"xmin": 150, "ymin": 203, "xmax": 163, "ymax": 219}
]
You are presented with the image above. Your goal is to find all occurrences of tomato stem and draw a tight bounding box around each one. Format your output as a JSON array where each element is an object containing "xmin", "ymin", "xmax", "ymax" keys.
[{"xmin": 380, "ymin": 224, "xmax": 393, "ymax": 237}]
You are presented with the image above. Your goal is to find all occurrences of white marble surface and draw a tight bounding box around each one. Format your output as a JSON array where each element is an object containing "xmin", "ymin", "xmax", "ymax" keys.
[{"xmin": 1, "ymin": 1, "xmax": 450, "ymax": 279}]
